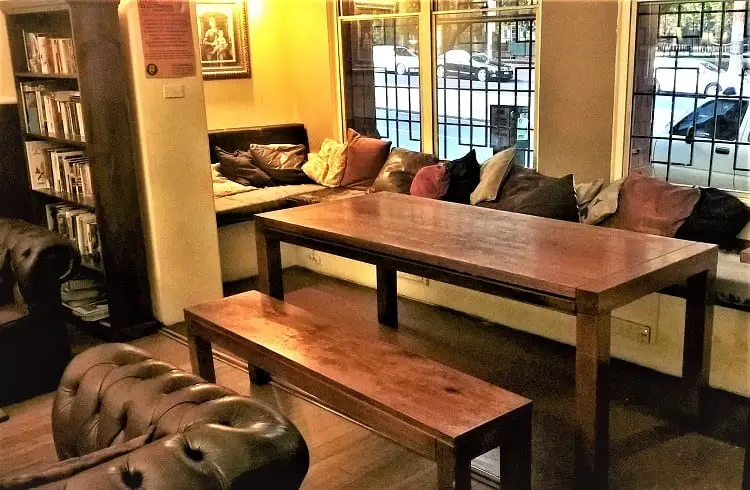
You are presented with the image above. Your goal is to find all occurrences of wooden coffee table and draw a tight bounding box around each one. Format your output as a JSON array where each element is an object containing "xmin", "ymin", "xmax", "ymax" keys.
[
  {"xmin": 254, "ymin": 192, "xmax": 718, "ymax": 489},
  {"xmin": 185, "ymin": 291, "xmax": 533, "ymax": 490}
]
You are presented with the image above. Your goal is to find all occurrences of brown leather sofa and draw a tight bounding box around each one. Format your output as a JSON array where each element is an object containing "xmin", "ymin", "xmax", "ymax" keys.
[
  {"xmin": 0, "ymin": 343, "xmax": 309, "ymax": 489},
  {"xmin": 0, "ymin": 218, "xmax": 79, "ymax": 408}
]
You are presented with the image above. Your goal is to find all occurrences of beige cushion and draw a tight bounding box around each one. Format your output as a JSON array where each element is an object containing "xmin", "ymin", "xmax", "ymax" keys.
[
  {"xmin": 302, "ymin": 139, "xmax": 348, "ymax": 187},
  {"xmin": 574, "ymin": 179, "xmax": 605, "ymax": 209},
  {"xmin": 214, "ymin": 184, "xmax": 324, "ymax": 215},
  {"xmin": 469, "ymin": 147, "xmax": 515, "ymax": 205},
  {"xmin": 581, "ymin": 179, "xmax": 623, "ymax": 225}
]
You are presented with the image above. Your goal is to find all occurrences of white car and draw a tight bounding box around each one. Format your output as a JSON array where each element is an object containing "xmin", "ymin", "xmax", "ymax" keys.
[
  {"xmin": 653, "ymin": 57, "xmax": 747, "ymax": 95},
  {"xmin": 372, "ymin": 45, "xmax": 419, "ymax": 75},
  {"xmin": 651, "ymin": 98, "xmax": 750, "ymax": 191}
]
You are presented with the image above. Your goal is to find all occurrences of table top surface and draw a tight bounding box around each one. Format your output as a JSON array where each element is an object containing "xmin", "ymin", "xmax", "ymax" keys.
[
  {"xmin": 256, "ymin": 192, "xmax": 717, "ymax": 300},
  {"xmin": 186, "ymin": 291, "xmax": 532, "ymax": 443}
]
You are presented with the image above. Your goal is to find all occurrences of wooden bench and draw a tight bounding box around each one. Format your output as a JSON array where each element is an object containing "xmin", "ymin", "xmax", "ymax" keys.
[{"xmin": 185, "ymin": 291, "xmax": 533, "ymax": 490}]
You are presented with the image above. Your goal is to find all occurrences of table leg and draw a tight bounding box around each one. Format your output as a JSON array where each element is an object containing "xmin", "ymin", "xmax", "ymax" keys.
[
  {"xmin": 682, "ymin": 269, "xmax": 715, "ymax": 425},
  {"xmin": 188, "ymin": 330, "xmax": 216, "ymax": 383},
  {"xmin": 256, "ymin": 228, "xmax": 284, "ymax": 300},
  {"xmin": 376, "ymin": 264, "xmax": 398, "ymax": 327},
  {"xmin": 500, "ymin": 407, "xmax": 533, "ymax": 490},
  {"xmin": 575, "ymin": 311, "xmax": 611, "ymax": 490},
  {"xmin": 436, "ymin": 443, "xmax": 471, "ymax": 490}
]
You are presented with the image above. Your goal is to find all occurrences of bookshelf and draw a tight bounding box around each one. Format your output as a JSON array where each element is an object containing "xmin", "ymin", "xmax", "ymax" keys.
[{"xmin": 2, "ymin": 0, "xmax": 155, "ymax": 339}]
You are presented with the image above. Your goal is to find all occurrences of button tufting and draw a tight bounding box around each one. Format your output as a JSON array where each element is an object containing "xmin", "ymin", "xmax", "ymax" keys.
[
  {"xmin": 184, "ymin": 443, "xmax": 204, "ymax": 462},
  {"xmin": 121, "ymin": 468, "xmax": 143, "ymax": 488}
]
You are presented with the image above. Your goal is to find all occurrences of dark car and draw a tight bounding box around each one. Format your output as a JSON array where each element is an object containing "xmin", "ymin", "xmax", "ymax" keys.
[{"xmin": 436, "ymin": 50, "xmax": 513, "ymax": 82}]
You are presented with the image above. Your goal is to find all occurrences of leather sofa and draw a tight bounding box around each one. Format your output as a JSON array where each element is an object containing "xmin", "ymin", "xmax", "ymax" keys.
[
  {"xmin": 0, "ymin": 218, "xmax": 79, "ymax": 408},
  {"xmin": 0, "ymin": 343, "xmax": 309, "ymax": 489}
]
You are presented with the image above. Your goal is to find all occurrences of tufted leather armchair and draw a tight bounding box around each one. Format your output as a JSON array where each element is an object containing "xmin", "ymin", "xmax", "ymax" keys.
[
  {"xmin": 1, "ymin": 343, "xmax": 310, "ymax": 489},
  {"xmin": 0, "ymin": 218, "xmax": 79, "ymax": 407}
]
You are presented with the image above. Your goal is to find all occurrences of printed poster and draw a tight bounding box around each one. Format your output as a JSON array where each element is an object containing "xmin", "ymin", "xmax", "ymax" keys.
[{"xmin": 138, "ymin": 0, "xmax": 196, "ymax": 78}]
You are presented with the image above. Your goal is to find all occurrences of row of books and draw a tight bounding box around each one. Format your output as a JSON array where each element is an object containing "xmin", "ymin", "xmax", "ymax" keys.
[
  {"xmin": 24, "ymin": 31, "xmax": 78, "ymax": 75},
  {"xmin": 20, "ymin": 82, "xmax": 85, "ymax": 139},
  {"xmin": 25, "ymin": 142, "xmax": 92, "ymax": 197},
  {"xmin": 45, "ymin": 203, "xmax": 102, "ymax": 268},
  {"xmin": 61, "ymin": 277, "xmax": 109, "ymax": 323}
]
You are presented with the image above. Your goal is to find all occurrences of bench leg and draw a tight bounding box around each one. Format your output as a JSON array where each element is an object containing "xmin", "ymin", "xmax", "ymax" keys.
[
  {"xmin": 256, "ymin": 228, "xmax": 284, "ymax": 300},
  {"xmin": 376, "ymin": 264, "xmax": 398, "ymax": 328},
  {"xmin": 500, "ymin": 408, "xmax": 532, "ymax": 490},
  {"xmin": 188, "ymin": 330, "xmax": 216, "ymax": 383},
  {"xmin": 249, "ymin": 364, "xmax": 271, "ymax": 386},
  {"xmin": 575, "ymin": 311, "xmax": 611, "ymax": 490},
  {"xmin": 436, "ymin": 443, "xmax": 471, "ymax": 490}
]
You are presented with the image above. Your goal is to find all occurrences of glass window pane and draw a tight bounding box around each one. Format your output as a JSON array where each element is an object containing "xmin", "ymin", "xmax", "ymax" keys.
[
  {"xmin": 436, "ymin": 13, "xmax": 536, "ymax": 165},
  {"xmin": 434, "ymin": 0, "xmax": 537, "ymax": 11},
  {"xmin": 340, "ymin": 0, "xmax": 420, "ymax": 17},
  {"xmin": 340, "ymin": 17, "xmax": 421, "ymax": 150},
  {"xmin": 630, "ymin": 0, "xmax": 749, "ymax": 193}
]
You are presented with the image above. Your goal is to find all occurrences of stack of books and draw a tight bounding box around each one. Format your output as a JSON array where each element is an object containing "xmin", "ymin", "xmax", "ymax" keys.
[
  {"xmin": 20, "ymin": 81, "xmax": 85, "ymax": 139},
  {"xmin": 25, "ymin": 141, "xmax": 92, "ymax": 195},
  {"xmin": 23, "ymin": 31, "xmax": 78, "ymax": 75},
  {"xmin": 45, "ymin": 203, "xmax": 102, "ymax": 268},
  {"xmin": 61, "ymin": 278, "xmax": 109, "ymax": 323}
]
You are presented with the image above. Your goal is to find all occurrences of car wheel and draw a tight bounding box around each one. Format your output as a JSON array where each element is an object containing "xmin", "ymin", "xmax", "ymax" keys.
[
  {"xmin": 704, "ymin": 82, "xmax": 721, "ymax": 96},
  {"xmin": 476, "ymin": 68, "xmax": 487, "ymax": 82},
  {"xmin": 396, "ymin": 63, "xmax": 406, "ymax": 75},
  {"xmin": 437, "ymin": 65, "xmax": 445, "ymax": 78}
]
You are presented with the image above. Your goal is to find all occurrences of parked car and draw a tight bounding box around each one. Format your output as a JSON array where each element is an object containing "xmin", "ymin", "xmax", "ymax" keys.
[
  {"xmin": 653, "ymin": 56, "xmax": 748, "ymax": 95},
  {"xmin": 372, "ymin": 45, "xmax": 419, "ymax": 75},
  {"xmin": 651, "ymin": 97, "xmax": 750, "ymax": 191},
  {"xmin": 436, "ymin": 50, "xmax": 513, "ymax": 82}
]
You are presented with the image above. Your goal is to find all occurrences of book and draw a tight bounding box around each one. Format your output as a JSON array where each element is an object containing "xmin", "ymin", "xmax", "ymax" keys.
[
  {"xmin": 23, "ymin": 31, "xmax": 41, "ymax": 73},
  {"xmin": 24, "ymin": 141, "xmax": 55, "ymax": 189},
  {"xmin": 36, "ymin": 35, "xmax": 52, "ymax": 74},
  {"xmin": 61, "ymin": 286, "xmax": 102, "ymax": 302},
  {"xmin": 63, "ymin": 278, "xmax": 102, "ymax": 291}
]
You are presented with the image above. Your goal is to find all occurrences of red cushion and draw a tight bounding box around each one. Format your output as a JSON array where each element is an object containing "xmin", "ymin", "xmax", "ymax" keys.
[
  {"xmin": 340, "ymin": 128, "xmax": 392, "ymax": 187},
  {"xmin": 410, "ymin": 163, "xmax": 449, "ymax": 199},
  {"xmin": 609, "ymin": 173, "xmax": 700, "ymax": 237}
]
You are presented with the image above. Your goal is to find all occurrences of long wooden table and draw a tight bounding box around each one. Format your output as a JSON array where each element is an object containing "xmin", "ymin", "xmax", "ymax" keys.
[{"xmin": 254, "ymin": 192, "xmax": 718, "ymax": 488}]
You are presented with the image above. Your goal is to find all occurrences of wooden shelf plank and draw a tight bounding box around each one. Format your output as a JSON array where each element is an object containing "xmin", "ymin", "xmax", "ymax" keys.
[
  {"xmin": 24, "ymin": 131, "xmax": 86, "ymax": 147},
  {"xmin": 15, "ymin": 71, "xmax": 78, "ymax": 80},
  {"xmin": 32, "ymin": 187, "xmax": 95, "ymax": 209}
]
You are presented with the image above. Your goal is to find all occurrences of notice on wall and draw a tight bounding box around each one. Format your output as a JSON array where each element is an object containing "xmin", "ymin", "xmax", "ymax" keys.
[{"xmin": 138, "ymin": 0, "xmax": 196, "ymax": 78}]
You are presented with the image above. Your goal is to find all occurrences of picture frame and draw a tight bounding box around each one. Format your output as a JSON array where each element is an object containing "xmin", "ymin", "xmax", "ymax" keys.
[{"xmin": 195, "ymin": 0, "xmax": 251, "ymax": 80}]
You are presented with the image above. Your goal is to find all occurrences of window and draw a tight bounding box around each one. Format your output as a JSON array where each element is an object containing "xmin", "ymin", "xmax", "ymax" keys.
[
  {"xmin": 337, "ymin": 0, "xmax": 537, "ymax": 164},
  {"xmin": 629, "ymin": 1, "xmax": 750, "ymax": 192}
]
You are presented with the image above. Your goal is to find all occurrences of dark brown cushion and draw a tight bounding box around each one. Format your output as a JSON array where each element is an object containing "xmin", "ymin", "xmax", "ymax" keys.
[
  {"xmin": 675, "ymin": 187, "xmax": 750, "ymax": 248},
  {"xmin": 371, "ymin": 148, "xmax": 439, "ymax": 194},
  {"xmin": 341, "ymin": 128, "xmax": 391, "ymax": 187},
  {"xmin": 608, "ymin": 173, "xmax": 700, "ymax": 237},
  {"xmin": 248, "ymin": 144, "xmax": 306, "ymax": 170},
  {"xmin": 479, "ymin": 167, "xmax": 579, "ymax": 222},
  {"xmin": 410, "ymin": 163, "xmax": 449, "ymax": 199},
  {"xmin": 443, "ymin": 149, "xmax": 480, "ymax": 204},
  {"xmin": 215, "ymin": 147, "xmax": 272, "ymax": 187}
]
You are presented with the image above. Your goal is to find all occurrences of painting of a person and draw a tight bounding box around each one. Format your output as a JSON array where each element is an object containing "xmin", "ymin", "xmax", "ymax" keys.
[
  {"xmin": 212, "ymin": 30, "xmax": 230, "ymax": 61},
  {"xmin": 202, "ymin": 16, "xmax": 219, "ymax": 60}
]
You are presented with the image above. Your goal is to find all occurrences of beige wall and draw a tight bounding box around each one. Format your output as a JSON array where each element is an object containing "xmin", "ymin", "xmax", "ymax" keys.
[
  {"xmin": 203, "ymin": 0, "xmax": 338, "ymax": 150},
  {"xmin": 0, "ymin": 11, "xmax": 15, "ymax": 103},
  {"xmin": 119, "ymin": 0, "xmax": 223, "ymax": 326},
  {"xmin": 536, "ymin": 0, "xmax": 621, "ymax": 183}
]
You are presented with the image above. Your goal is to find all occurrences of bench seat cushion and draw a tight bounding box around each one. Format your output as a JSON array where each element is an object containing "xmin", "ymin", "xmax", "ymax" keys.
[
  {"xmin": 287, "ymin": 187, "xmax": 368, "ymax": 206},
  {"xmin": 215, "ymin": 184, "xmax": 324, "ymax": 217},
  {"xmin": 716, "ymin": 251, "xmax": 750, "ymax": 308}
]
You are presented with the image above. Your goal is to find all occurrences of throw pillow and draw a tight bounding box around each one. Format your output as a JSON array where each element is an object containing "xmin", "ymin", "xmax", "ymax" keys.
[
  {"xmin": 214, "ymin": 147, "xmax": 272, "ymax": 187},
  {"xmin": 469, "ymin": 146, "xmax": 516, "ymax": 205},
  {"xmin": 574, "ymin": 179, "xmax": 605, "ymax": 210},
  {"xmin": 443, "ymin": 149, "xmax": 480, "ymax": 204},
  {"xmin": 675, "ymin": 187, "xmax": 750, "ymax": 247},
  {"xmin": 340, "ymin": 128, "xmax": 392, "ymax": 187},
  {"xmin": 302, "ymin": 138, "xmax": 348, "ymax": 187},
  {"xmin": 371, "ymin": 148, "xmax": 439, "ymax": 194},
  {"xmin": 410, "ymin": 163, "xmax": 449, "ymax": 199},
  {"xmin": 608, "ymin": 173, "xmax": 700, "ymax": 237},
  {"xmin": 248, "ymin": 143, "xmax": 306, "ymax": 170},
  {"xmin": 479, "ymin": 165, "xmax": 552, "ymax": 211},
  {"xmin": 580, "ymin": 179, "xmax": 622, "ymax": 225}
]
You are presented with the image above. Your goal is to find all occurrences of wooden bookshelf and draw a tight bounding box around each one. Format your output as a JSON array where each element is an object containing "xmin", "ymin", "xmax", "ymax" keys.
[{"xmin": 3, "ymin": 0, "xmax": 156, "ymax": 338}]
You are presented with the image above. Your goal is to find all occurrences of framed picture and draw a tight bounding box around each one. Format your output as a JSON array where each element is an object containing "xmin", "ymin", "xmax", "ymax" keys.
[{"xmin": 196, "ymin": 1, "xmax": 250, "ymax": 79}]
